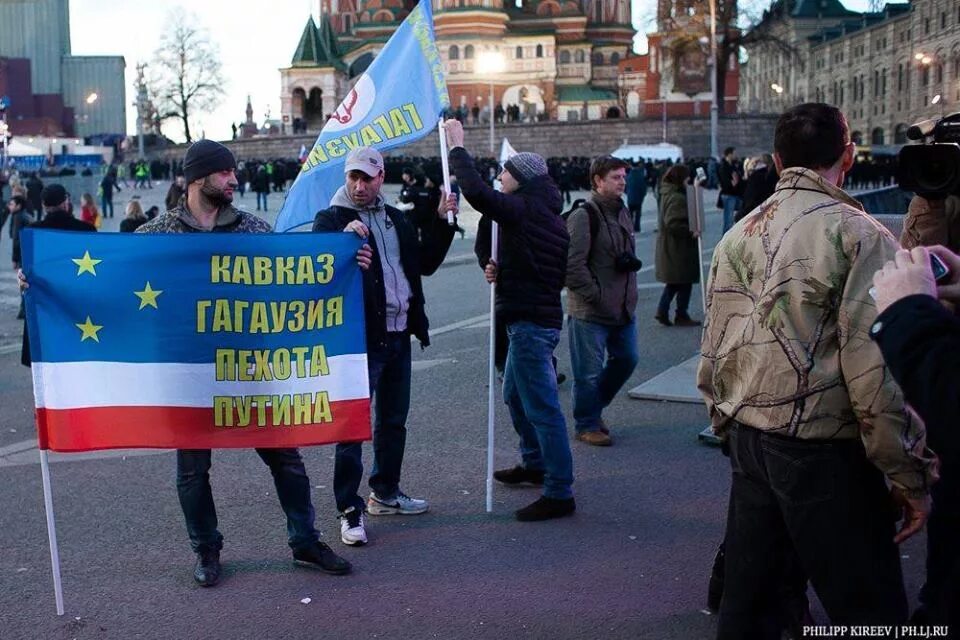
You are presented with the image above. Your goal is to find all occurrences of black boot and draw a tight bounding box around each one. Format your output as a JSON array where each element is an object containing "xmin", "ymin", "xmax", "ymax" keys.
[
  {"xmin": 193, "ymin": 550, "xmax": 221, "ymax": 587},
  {"xmin": 515, "ymin": 496, "xmax": 576, "ymax": 521},
  {"xmin": 493, "ymin": 465, "xmax": 544, "ymax": 486}
]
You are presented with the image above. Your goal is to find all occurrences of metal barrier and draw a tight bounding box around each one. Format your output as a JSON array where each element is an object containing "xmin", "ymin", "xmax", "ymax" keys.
[{"xmin": 854, "ymin": 186, "xmax": 912, "ymax": 217}]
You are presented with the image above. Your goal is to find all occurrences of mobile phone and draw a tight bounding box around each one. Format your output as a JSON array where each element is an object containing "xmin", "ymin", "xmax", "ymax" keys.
[
  {"xmin": 931, "ymin": 253, "xmax": 950, "ymax": 282},
  {"xmin": 695, "ymin": 167, "xmax": 706, "ymax": 182}
]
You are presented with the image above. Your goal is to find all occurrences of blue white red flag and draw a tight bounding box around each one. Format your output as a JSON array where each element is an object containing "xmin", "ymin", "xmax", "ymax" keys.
[
  {"xmin": 21, "ymin": 229, "xmax": 370, "ymax": 452},
  {"xmin": 274, "ymin": 0, "xmax": 449, "ymax": 232}
]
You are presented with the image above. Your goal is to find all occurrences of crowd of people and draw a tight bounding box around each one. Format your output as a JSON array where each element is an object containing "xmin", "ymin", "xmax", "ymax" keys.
[{"xmin": 4, "ymin": 101, "xmax": 959, "ymax": 638}]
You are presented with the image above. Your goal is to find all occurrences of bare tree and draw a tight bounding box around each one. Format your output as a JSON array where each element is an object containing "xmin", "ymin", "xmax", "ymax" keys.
[
  {"xmin": 149, "ymin": 9, "xmax": 226, "ymax": 143},
  {"xmin": 714, "ymin": 0, "xmax": 799, "ymax": 114}
]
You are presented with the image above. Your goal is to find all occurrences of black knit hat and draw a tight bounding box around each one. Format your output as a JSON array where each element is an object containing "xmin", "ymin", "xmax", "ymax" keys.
[
  {"xmin": 41, "ymin": 183, "xmax": 68, "ymax": 207},
  {"xmin": 182, "ymin": 139, "xmax": 237, "ymax": 184}
]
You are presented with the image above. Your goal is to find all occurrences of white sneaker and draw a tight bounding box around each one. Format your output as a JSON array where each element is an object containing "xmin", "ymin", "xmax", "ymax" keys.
[
  {"xmin": 339, "ymin": 507, "xmax": 367, "ymax": 546},
  {"xmin": 366, "ymin": 491, "xmax": 429, "ymax": 515}
]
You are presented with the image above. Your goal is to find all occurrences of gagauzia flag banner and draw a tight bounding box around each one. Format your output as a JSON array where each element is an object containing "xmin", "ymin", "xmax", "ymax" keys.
[
  {"xmin": 275, "ymin": 0, "xmax": 449, "ymax": 232},
  {"xmin": 21, "ymin": 229, "xmax": 371, "ymax": 452}
]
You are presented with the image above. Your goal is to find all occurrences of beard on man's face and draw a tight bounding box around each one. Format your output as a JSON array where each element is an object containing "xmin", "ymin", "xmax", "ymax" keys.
[{"xmin": 200, "ymin": 177, "xmax": 236, "ymax": 206}]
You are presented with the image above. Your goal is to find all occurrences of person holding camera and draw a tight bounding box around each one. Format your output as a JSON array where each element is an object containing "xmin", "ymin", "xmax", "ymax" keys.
[
  {"xmin": 872, "ymin": 244, "xmax": 960, "ymax": 630},
  {"xmin": 699, "ymin": 103, "xmax": 935, "ymax": 636},
  {"xmin": 654, "ymin": 164, "xmax": 701, "ymax": 327},
  {"xmin": 901, "ymin": 195, "xmax": 960, "ymax": 253},
  {"xmin": 564, "ymin": 156, "xmax": 640, "ymax": 447}
]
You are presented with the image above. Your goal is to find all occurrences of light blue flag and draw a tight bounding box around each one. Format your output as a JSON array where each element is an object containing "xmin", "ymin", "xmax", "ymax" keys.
[{"xmin": 275, "ymin": 0, "xmax": 449, "ymax": 232}]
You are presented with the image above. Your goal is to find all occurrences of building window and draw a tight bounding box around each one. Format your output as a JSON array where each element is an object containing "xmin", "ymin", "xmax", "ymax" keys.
[
  {"xmin": 449, "ymin": 45, "xmax": 459, "ymax": 60},
  {"xmin": 941, "ymin": 12, "xmax": 946, "ymax": 29},
  {"xmin": 871, "ymin": 128, "xmax": 884, "ymax": 145},
  {"xmin": 464, "ymin": 45, "xmax": 474, "ymax": 59},
  {"xmin": 515, "ymin": 46, "xmax": 523, "ymax": 59},
  {"xmin": 610, "ymin": 52, "xmax": 620, "ymax": 65},
  {"xmin": 575, "ymin": 50, "xmax": 585, "ymax": 63},
  {"xmin": 592, "ymin": 51, "xmax": 604, "ymax": 65},
  {"xmin": 536, "ymin": 44, "xmax": 543, "ymax": 58},
  {"xmin": 925, "ymin": 18, "xmax": 930, "ymax": 34},
  {"xmin": 560, "ymin": 50, "xmax": 571, "ymax": 64}
]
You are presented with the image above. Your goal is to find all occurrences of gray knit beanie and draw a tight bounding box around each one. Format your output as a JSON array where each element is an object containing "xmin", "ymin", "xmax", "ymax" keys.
[{"xmin": 504, "ymin": 152, "xmax": 548, "ymax": 184}]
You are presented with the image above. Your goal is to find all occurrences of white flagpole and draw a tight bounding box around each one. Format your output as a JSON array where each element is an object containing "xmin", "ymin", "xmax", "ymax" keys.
[
  {"xmin": 437, "ymin": 118, "xmax": 455, "ymax": 226},
  {"xmin": 39, "ymin": 450, "xmax": 65, "ymax": 615},
  {"xmin": 698, "ymin": 235, "xmax": 708, "ymax": 316},
  {"xmin": 486, "ymin": 221, "xmax": 499, "ymax": 513}
]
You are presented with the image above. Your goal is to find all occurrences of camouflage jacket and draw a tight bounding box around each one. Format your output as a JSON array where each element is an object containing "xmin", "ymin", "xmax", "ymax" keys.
[
  {"xmin": 136, "ymin": 203, "xmax": 271, "ymax": 234},
  {"xmin": 697, "ymin": 167, "xmax": 934, "ymax": 496}
]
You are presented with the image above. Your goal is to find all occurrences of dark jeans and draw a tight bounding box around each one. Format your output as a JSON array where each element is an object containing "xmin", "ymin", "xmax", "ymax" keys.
[
  {"xmin": 256, "ymin": 192, "xmax": 268, "ymax": 210},
  {"xmin": 718, "ymin": 423, "xmax": 907, "ymax": 638},
  {"xmin": 568, "ymin": 317, "xmax": 638, "ymax": 433},
  {"xmin": 176, "ymin": 448, "xmax": 319, "ymax": 554},
  {"xmin": 657, "ymin": 283, "xmax": 692, "ymax": 318},
  {"xmin": 629, "ymin": 202, "xmax": 644, "ymax": 231},
  {"xmin": 502, "ymin": 321, "xmax": 573, "ymax": 500},
  {"xmin": 334, "ymin": 331, "xmax": 412, "ymax": 512},
  {"xmin": 100, "ymin": 195, "xmax": 114, "ymax": 218}
]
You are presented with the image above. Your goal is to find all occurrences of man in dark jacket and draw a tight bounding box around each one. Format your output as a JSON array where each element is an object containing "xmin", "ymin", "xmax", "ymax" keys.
[
  {"xmin": 871, "ymin": 243, "xmax": 960, "ymax": 632},
  {"xmin": 565, "ymin": 156, "xmax": 639, "ymax": 447},
  {"xmin": 99, "ymin": 169, "xmax": 120, "ymax": 218},
  {"xmin": 445, "ymin": 119, "xmax": 575, "ymax": 522},
  {"xmin": 164, "ymin": 174, "xmax": 186, "ymax": 211},
  {"xmin": 737, "ymin": 154, "xmax": 778, "ymax": 223},
  {"xmin": 25, "ymin": 173, "xmax": 44, "ymax": 218},
  {"xmin": 625, "ymin": 160, "xmax": 647, "ymax": 232},
  {"xmin": 8, "ymin": 195, "xmax": 31, "ymax": 318},
  {"xmin": 717, "ymin": 147, "xmax": 743, "ymax": 233},
  {"xmin": 312, "ymin": 146, "xmax": 455, "ymax": 547}
]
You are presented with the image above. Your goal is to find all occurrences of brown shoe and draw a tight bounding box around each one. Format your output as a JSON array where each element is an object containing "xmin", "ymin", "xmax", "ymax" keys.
[
  {"xmin": 575, "ymin": 430, "xmax": 612, "ymax": 446},
  {"xmin": 654, "ymin": 313, "xmax": 672, "ymax": 326},
  {"xmin": 674, "ymin": 315, "xmax": 701, "ymax": 327}
]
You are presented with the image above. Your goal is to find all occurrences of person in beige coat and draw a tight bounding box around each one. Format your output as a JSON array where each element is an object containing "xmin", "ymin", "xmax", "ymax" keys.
[
  {"xmin": 565, "ymin": 156, "xmax": 640, "ymax": 446},
  {"xmin": 699, "ymin": 103, "xmax": 935, "ymax": 636}
]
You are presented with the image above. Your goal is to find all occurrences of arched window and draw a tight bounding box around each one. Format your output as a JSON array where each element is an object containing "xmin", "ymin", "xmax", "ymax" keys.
[
  {"xmin": 871, "ymin": 127, "xmax": 885, "ymax": 145},
  {"xmin": 851, "ymin": 131, "xmax": 863, "ymax": 145},
  {"xmin": 610, "ymin": 52, "xmax": 620, "ymax": 65},
  {"xmin": 592, "ymin": 51, "xmax": 604, "ymax": 65},
  {"xmin": 560, "ymin": 50, "xmax": 571, "ymax": 64},
  {"xmin": 575, "ymin": 50, "xmax": 585, "ymax": 63},
  {"xmin": 894, "ymin": 123, "xmax": 909, "ymax": 144},
  {"xmin": 464, "ymin": 45, "xmax": 474, "ymax": 59},
  {"xmin": 516, "ymin": 46, "xmax": 524, "ymax": 59},
  {"xmin": 536, "ymin": 44, "xmax": 544, "ymax": 58},
  {"xmin": 449, "ymin": 45, "xmax": 459, "ymax": 60}
]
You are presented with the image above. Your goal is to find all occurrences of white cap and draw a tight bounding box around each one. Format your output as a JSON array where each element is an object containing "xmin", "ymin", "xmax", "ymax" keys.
[{"xmin": 344, "ymin": 147, "xmax": 384, "ymax": 177}]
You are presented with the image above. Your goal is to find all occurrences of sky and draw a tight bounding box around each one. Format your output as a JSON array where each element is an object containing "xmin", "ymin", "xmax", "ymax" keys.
[{"xmin": 69, "ymin": 0, "xmax": 874, "ymax": 143}]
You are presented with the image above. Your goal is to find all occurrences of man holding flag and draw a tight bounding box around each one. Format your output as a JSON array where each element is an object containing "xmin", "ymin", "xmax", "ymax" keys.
[
  {"xmin": 313, "ymin": 147, "xmax": 456, "ymax": 546},
  {"xmin": 445, "ymin": 120, "xmax": 576, "ymax": 522}
]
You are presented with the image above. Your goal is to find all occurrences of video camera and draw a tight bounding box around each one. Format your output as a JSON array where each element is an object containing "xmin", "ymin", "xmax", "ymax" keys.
[{"xmin": 896, "ymin": 112, "xmax": 960, "ymax": 198}]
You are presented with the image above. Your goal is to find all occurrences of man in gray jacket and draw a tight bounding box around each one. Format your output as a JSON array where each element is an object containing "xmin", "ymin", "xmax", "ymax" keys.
[{"xmin": 565, "ymin": 156, "xmax": 640, "ymax": 446}]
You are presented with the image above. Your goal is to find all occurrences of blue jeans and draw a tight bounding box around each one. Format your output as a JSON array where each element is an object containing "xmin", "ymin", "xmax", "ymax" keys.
[
  {"xmin": 256, "ymin": 192, "xmax": 268, "ymax": 210},
  {"xmin": 568, "ymin": 317, "xmax": 639, "ymax": 434},
  {"xmin": 502, "ymin": 321, "xmax": 574, "ymax": 500},
  {"xmin": 334, "ymin": 332, "xmax": 412, "ymax": 513},
  {"xmin": 176, "ymin": 448, "xmax": 319, "ymax": 554},
  {"xmin": 100, "ymin": 195, "xmax": 114, "ymax": 218},
  {"xmin": 721, "ymin": 195, "xmax": 741, "ymax": 233}
]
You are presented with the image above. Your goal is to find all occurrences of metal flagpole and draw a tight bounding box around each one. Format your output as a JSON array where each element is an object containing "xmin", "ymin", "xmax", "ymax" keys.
[
  {"xmin": 437, "ymin": 118, "xmax": 455, "ymax": 226},
  {"xmin": 698, "ymin": 235, "xmax": 708, "ymax": 316},
  {"xmin": 486, "ymin": 222, "xmax": 499, "ymax": 513},
  {"xmin": 39, "ymin": 450, "xmax": 65, "ymax": 615}
]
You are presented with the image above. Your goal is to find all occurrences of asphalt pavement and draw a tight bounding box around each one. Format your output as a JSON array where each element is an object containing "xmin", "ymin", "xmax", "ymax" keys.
[{"xmin": 0, "ymin": 181, "xmax": 927, "ymax": 640}]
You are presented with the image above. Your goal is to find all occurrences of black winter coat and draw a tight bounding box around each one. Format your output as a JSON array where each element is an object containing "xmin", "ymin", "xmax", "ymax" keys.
[
  {"xmin": 450, "ymin": 147, "xmax": 568, "ymax": 330},
  {"xmin": 737, "ymin": 166, "xmax": 779, "ymax": 222},
  {"xmin": 21, "ymin": 211, "xmax": 97, "ymax": 366},
  {"xmin": 872, "ymin": 294, "xmax": 960, "ymax": 461},
  {"xmin": 312, "ymin": 203, "xmax": 454, "ymax": 350}
]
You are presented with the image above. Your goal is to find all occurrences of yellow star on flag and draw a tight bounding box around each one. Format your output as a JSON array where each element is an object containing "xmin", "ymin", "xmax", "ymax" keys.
[
  {"xmin": 76, "ymin": 316, "xmax": 103, "ymax": 342},
  {"xmin": 72, "ymin": 251, "xmax": 102, "ymax": 276},
  {"xmin": 134, "ymin": 281, "xmax": 163, "ymax": 310}
]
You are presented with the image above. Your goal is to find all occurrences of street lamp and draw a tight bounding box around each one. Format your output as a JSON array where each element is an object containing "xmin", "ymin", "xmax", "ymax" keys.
[
  {"xmin": 932, "ymin": 93, "xmax": 944, "ymax": 118},
  {"xmin": 85, "ymin": 92, "xmax": 98, "ymax": 105},
  {"xmin": 477, "ymin": 50, "xmax": 506, "ymax": 154},
  {"xmin": 771, "ymin": 83, "xmax": 784, "ymax": 94}
]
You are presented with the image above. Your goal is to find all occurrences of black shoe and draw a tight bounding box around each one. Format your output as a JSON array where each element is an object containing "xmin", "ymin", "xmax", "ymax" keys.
[
  {"xmin": 193, "ymin": 550, "xmax": 221, "ymax": 587},
  {"xmin": 556, "ymin": 372, "xmax": 567, "ymax": 385},
  {"xmin": 654, "ymin": 313, "xmax": 672, "ymax": 326},
  {"xmin": 293, "ymin": 541, "xmax": 352, "ymax": 575},
  {"xmin": 493, "ymin": 465, "xmax": 544, "ymax": 486},
  {"xmin": 515, "ymin": 496, "xmax": 576, "ymax": 522}
]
